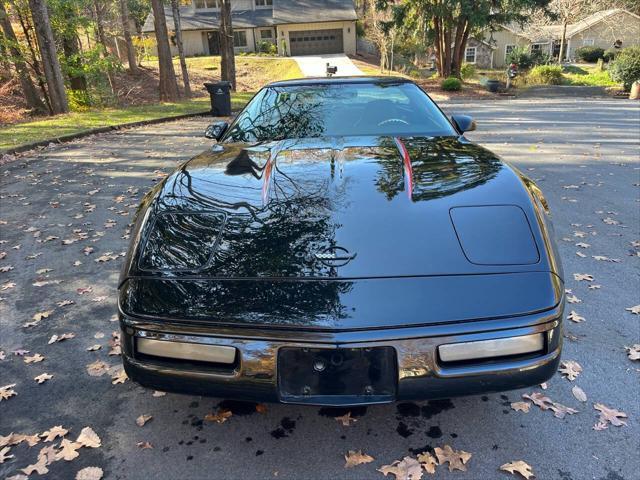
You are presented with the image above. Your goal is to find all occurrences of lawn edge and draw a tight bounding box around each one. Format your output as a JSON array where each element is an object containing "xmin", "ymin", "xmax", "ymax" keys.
[{"xmin": 1, "ymin": 110, "xmax": 211, "ymax": 156}]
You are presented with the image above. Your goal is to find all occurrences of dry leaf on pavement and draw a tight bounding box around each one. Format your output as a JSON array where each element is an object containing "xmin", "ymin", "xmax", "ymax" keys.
[
  {"xmin": 24, "ymin": 353, "xmax": 45, "ymax": 363},
  {"xmin": 510, "ymin": 402, "xmax": 531, "ymax": 413},
  {"xmin": 572, "ymin": 386, "xmax": 587, "ymax": 403},
  {"xmin": 204, "ymin": 409, "xmax": 232, "ymax": 423},
  {"xmin": 594, "ymin": 403, "xmax": 627, "ymax": 427},
  {"xmin": 34, "ymin": 373, "xmax": 53, "ymax": 384},
  {"xmin": 522, "ymin": 392, "xmax": 553, "ymax": 410},
  {"xmin": 136, "ymin": 414, "xmax": 152, "ymax": 427},
  {"xmin": 335, "ymin": 412, "xmax": 357, "ymax": 426},
  {"xmin": 111, "ymin": 368, "xmax": 128, "ymax": 385},
  {"xmin": 0, "ymin": 384, "xmax": 17, "ymax": 401},
  {"xmin": 416, "ymin": 451, "xmax": 437, "ymax": 474},
  {"xmin": 378, "ymin": 456, "xmax": 423, "ymax": 480},
  {"xmin": 40, "ymin": 426, "xmax": 68, "ymax": 442},
  {"xmin": 137, "ymin": 441, "xmax": 153, "ymax": 449},
  {"xmin": 549, "ymin": 402, "xmax": 578, "ymax": 419},
  {"xmin": 434, "ymin": 445, "xmax": 472, "ymax": 472},
  {"xmin": 56, "ymin": 439, "xmax": 82, "ymax": 461},
  {"xmin": 21, "ymin": 456, "xmax": 49, "ymax": 475},
  {"xmin": 344, "ymin": 450, "xmax": 374, "ymax": 468},
  {"xmin": 500, "ymin": 460, "xmax": 534, "ymax": 479},
  {"xmin": 0, "ymin": 446, "xmax": 14, "ymax": 464},
  {"xmin": 86, "ymin": 344, "xmax": 102, "ymax": 352},
  {"xmin": 76, "ymin": 466, "xmax": 104, "ymax": 480},
  {"xmin": 567, "ymin": 311, "xmax": 585, "ymax": 323},
  {"xmin": 86, "ymin": 360, "xmax": 109, "ymax": 377},
  {"xmin": 626, "ymin": 305, "xmax": 640, "ymax": 315},
  {"xmin": 152, "ymin": 390, "xmax": 166, "ymax": 397},
  {"xmin": 255, "ymin": 403, "xmax": 267, "ymax": 413},
  {"xmin": 625, "ymin": 344, "xmax": 640, "ymax": 361},
  {"xmin": 559, "ymin": 360, "xmax": 582, "ymax": 380},
  {"xmin": 573, "ymin": 273, "xmax": 594, "ymax": 282},
  {"xmin": 76, "ymin": 427, "xmax": 101, "ymax": 448}
]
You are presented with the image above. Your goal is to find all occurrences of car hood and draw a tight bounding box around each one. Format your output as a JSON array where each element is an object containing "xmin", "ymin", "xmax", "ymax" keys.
[{"xmin": 128, "ymin": 135, "xmax": 555, "ymax": 279}]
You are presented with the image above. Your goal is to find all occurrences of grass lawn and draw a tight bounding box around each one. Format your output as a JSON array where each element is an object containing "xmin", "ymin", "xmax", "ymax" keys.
[
  {"xmin": 561, "ymin": 64, "xmax": 618, "ymax": 86},
  {"xmin": 0, "ymin": 94, "xmax": 253, "ymax": 153}
]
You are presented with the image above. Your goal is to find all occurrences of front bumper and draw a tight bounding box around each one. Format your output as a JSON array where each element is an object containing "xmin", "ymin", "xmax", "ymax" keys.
[{"xmin": 120, "ymin": 305, "xmax": 563, "ymax": 406}]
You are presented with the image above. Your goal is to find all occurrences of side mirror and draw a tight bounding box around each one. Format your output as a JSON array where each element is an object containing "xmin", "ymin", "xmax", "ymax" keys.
[
  {"xmin": 204, "ymin": 121, "xmax": 229, "ymax": 141},
  {"xmin": 451, "ymin": 114, "xmax": 476, "ymax": 134}
]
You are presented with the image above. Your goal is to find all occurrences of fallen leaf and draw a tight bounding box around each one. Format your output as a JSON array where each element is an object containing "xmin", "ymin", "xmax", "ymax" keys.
[
  {"xmin": 335, "ymin": 412, "xmax": 357, "ymax": 426},
  {"xmin": 625, "ymin": 344, "xmax": 640, "ymax": 361},
  {"xmin": 55, "ymin": 439, "xmax": 81, "ymax": 461},
  {"xmin": 76, "ymin": 466, "xmax": 103, "ymax": 480},
  {"xmin": 344, "ymin": 450, "xmax": 374, "ymax": 468},
  {"xmin": 434, "ymin": 445, "xmax": 472, "ymax": 472},
  {"xmin": 21, "ymin": 456, "xmax": 48, "ymax": 475},
  {"xmin": 111, "ymin": 368, "xmax": 128, "ymax": 385},
  {"xmin": 48, "ymin": 333, "xmax": 75, "ymax": 344},
  {"xmin": 500, "ymin": 460, "xmax": 534, "ymax": 479},
  {"xmin": 416, "ymin": 451, "xmax": 437, "ymax": 474},
  {"xmin": 137, "ymin": 441, "xmax": 153, "ymax": 449},
  {"xmin": 32, "ymin": 310, "xmax": 53, "ymax": 322},
  {"xmin": 378, "ymin": 456, "xmax": 423, "ymax": 480},
  {"xmin": 573, "ymin": 273, "xmax": 594, "ymax": 282},
  {"xmin": 510, "ymin": 402, "xmax": 531, "ymax": 413},
  {"xmin": 567, "ymin": 311, "xmax": 585, "ymax": 323},
  {"xmin": 626, "ymin": 305, "xmax": 640, "ymax": 315},
  {"xmin": 549, "ymin": 402, "xmax": 578, "ymax": 419},
  {"xmin": 136, "ymin": 415, "xmax": 152, "ymax": 427},
  {"xmin": 56, "ymin": 300, "xmax": 74, "ymax": 307},
  {"xmin": 522, "ymin": 392, "xmax": 553, "ymax": 410},
  {"xmin": 559, "ymin": 360, "xmax": 582, "ymax": 381},
  {"xmin": 34, "ymin": 373, "xmax": 53, "ymax": 384},
  {"xmin": 40, "ymin": 426, "xmax": 68, "ymax": 442},
  {"xmin": 152, "ymin": 390, "xmax": 166, "ymax": 397},
  {"xmin": 86, "ymin": 344, "xmax": 102, "ymax": 352},
  {"xmin": 24, "ymin": 353, "xmax": 45, "ymax": 363},
  {"xmin": 594, "ymin": 403, "xmax": 627, "ymax": 427},
  {"xmin": 566, "ymin": 294, "xmax": 581, "ymax": 304},
  {"xmin": 0, "ymin": 446, "xmax": 14, "ymax": 464},
  {"xmin": 76, "ymin": 427, "xmax": 101, "ymax": 448},
  {"xmin": 255, "ymin": 403, "xmax": 267, "ymax": 413},
  {"xmin": 204, "ymin": 409, "xmax": 232, "ymax": 423},
  {"xmin": 572, "ymin": 386, "xmax": 587, "ymax": 403},
  {"xmin": 86, "ymin": 360, "xmax": 109, "ymax": 377},
  {"xmin": 0, "ymin": 384, "xmax": 17, "ymax": 401}
]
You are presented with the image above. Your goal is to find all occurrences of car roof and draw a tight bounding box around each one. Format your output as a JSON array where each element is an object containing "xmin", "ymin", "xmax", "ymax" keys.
[{"xmin": 265, "ymin": 76, "xmax": 412, "ymax": 87}]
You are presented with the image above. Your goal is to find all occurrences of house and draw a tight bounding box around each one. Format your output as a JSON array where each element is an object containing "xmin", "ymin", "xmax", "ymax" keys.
[
  {"xmin": 142, "ymin": 0, "xmax": 358, "ymax": 57},
  {"xmin": 476, "ymin": 9, "xmax": 640, "ymax": 69}
]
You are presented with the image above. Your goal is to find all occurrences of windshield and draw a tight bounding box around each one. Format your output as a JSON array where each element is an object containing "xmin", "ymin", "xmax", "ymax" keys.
[{"xmin": 222, "ymin": 82, "xmax": 457, "ymax": 142}]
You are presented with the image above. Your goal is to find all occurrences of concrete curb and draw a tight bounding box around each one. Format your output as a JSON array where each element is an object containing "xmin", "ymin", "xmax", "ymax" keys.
[{"xmin": 1, "ymin": 110, "xmax": 211, "ymax": 156}]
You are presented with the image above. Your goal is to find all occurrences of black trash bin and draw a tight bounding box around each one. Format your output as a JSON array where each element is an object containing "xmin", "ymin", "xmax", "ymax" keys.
[{"xmin": 204, "ymin": 81, "xmax": 232, "ymax": 116}]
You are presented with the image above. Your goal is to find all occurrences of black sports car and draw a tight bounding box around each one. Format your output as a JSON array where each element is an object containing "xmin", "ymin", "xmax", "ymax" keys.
[{"xmin": 118, "ymin": 77, "xmax": 564, "ymax": 406}]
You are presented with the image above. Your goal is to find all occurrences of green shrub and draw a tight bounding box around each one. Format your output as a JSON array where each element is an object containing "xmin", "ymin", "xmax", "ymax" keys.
[
  {"xmin": 257, "ymin": 40, "xmax": 277, "ymax": 55},
  {"xmin": 609, "ymin": 46, "xmax": 640, "ymax": 91},
  {"xmin": 506, "ymin": 46, "xmax": 533, "ymax": 69},
  {"xmin": 527, "ymin": 65, "xmax": 563, "ymax": 85},
  {"xmin": 575, "ymin": 46, "xmax": 605, "ymax": 63},
  {"xmin": 460, "ymin": 63, "xmax": 476, "ymax": 80},
  {"xmin": 441, "ymin": 77, "xmax": 462, "ymax": 91},
  {"xmin": 603, "ymin": 48, "xmax": 620, "ymax": 62},
  {"xmin": 530, "ymin": 49, "xmax": 551, "ymax": 66}
]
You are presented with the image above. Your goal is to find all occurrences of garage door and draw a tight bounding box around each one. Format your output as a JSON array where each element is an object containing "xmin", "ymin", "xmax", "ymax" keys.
[{"xmin": 289, "ymin": 29, "xmax": 343, "ymax": 55}]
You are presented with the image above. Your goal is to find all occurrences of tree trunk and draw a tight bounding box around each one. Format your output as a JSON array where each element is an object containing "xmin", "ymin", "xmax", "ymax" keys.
[
  {"xmin": 558, "ymin": 21, "xmax": 567, "ymax": 63},
  {"xmin": 119, "ymin": 0, "xmax": 139, "ymax": 73},
  {"xmin": 28, "ymin": 0, "xmax": 68, "ymax": 114},
  {"xmin": 150, "ymin": 0, "xmax": 179, "ymax": 101},
  {"xmin": 0, "ymin": 3, "xmax": 47, "ymax": 111},
  {"xmin": 171, "ymin": 0, "xmax": 191, "ymax": 97},
  {"xmin": 93, "ymin": 0, "xmax": 116, "ymax": 95},
  {"xmin": 450, "ymin": 17, "xmax": 468, "ymax": 79},
  {"xmin": 219, "ymin": 0, "xmax": 236, "ymax": 91},
  {"xmin": 12, "ymin": 1, "xmax": 51, "ymax": 112}
]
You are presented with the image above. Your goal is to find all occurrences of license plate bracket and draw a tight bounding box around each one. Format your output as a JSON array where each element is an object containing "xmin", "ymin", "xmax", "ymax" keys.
[{"xmin": 277, "ymin": 347, "xmax": 397, "ymax": 405}]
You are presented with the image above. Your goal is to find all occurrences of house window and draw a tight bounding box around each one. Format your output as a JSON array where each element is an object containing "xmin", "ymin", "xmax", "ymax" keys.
[
  {"xmin": 464, "ymin": 46, "xmax": 476, "ymax": 64},
  {"xmin": 195, "ymin": 0, "xmax": 219, "ymax": 9},
  {"xmin": 255, "ymin": 0, "xmax": 273, "ymax": 6},
  {"xmin": 582, "ymin": 39, "xmax": 594, "ymax": 46},
  {"xmin": 234, "ymin": 31, "xmax": 248, "ymax": 47},
  {"xmin": 531, "ymin": 43, "xmax": 543, "ymax": 52},
  {"xmin": 260, "ymin": 29, "xmax": 273, "ymax": 40},
  {"xmin": 505, "ymin": 44, "xmax": 515, "ymax": 60}
]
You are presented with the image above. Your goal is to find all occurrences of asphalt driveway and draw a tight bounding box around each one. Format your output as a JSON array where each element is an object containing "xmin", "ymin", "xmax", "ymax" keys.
[{"xmin": 1, "ymin": 96, "xmax": 638, "ymax": 480}]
